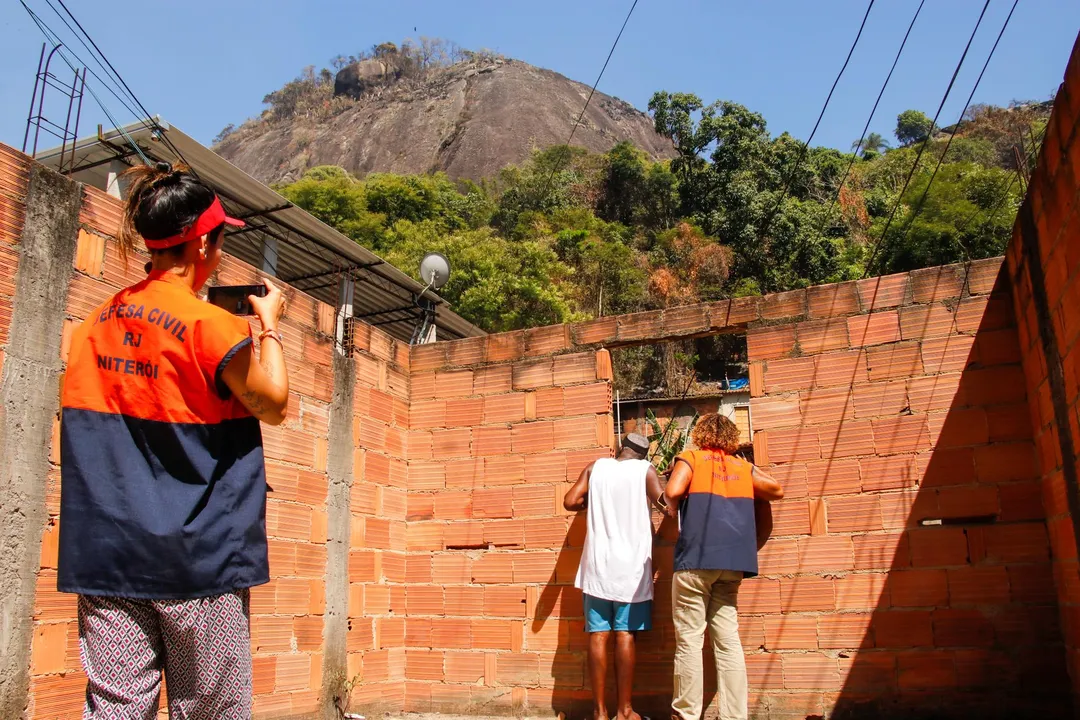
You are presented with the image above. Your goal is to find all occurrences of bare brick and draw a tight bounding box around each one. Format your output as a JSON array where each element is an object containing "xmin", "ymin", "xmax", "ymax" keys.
[
  {"xmin": 808, "ymin": 281, "xmax": 861, "ymax": 318},
  {"xmin": 747, "ymin": 325, "xmax": 797, "ymax": 361},
  {"xmin": 866, "ymin": 342, "xmax": 924, "ymax": 381},
  {"xmin": 835, "ymin": 573, "xmax": 888, "ymax": 611},
  {"xmin": 890, "ymin": 569, "xmax": 949, "ymax": 607},
  {"xmin": 911, "ymin": 264, "xmax": 966, "ymax": 303},
  {"xmin": 780, "ymin": 576, "xmax": 835, "ymax": 612},
  {"xmin": 797, "ymin": 318, "xmax": 850, "ymax": 354},
  {"xmin": 487, "ymin": 331, "xmax": 525, "ymax": 362},
  {"xmin": 872, "ymin": 415, "xmax": 931, "ymax": 455},
  {"xmin": 857, "ymin": 272, "xmax": 912, "ymax": 311},
  {"xmin": 764, "ymin": 356, "xmax": 816, "ymax": 393},
  {"xmin": 571, "ymin": 316, "xmax": 618, "ymax": 345},
  {"xmin": 800, "ymin": 386, "xmax": 855, "ymax": 426},
  {"xmin": 662, "ymin": 303, "xmax": 709, "ymax": 336},
  {"xmin": 617, "ymin": 310, "xmax": 664, "ymax": 341},
  {"xmin": 473, "ymin": 365, "xmax": 513, "ymax": 395},
  {"xmin": 853, "ymin": 380, "xmax": 909, "ymax": 419},
  {"xmin": 761, "ymin": 289, "xmax": 807, "ymax": 320},
  {"xmin": 524, "ymin": 324, "xmax": 570, "ymax": 357},
  {"xmin": 814, "ymin": 349, "xmax": 868, "ymax": 388}
]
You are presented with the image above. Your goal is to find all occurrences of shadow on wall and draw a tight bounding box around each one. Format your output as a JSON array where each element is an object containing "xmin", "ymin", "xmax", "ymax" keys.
[
  {"xmin": 531, "ymin": 266, "xmax": 1073, "ymax": 720},
  {"xmin": 826, "ymin": 267, "xmax": 1070, "ymax": 720},
  {"xmin": 532, "ymin": 470, "xmax": 719, "ymax": 718}
]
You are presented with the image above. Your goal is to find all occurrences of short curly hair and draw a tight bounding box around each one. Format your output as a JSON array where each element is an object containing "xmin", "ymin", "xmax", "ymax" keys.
[{"xmin": 691, "ymin": 413, "xmax": 741, "ymax": 454}]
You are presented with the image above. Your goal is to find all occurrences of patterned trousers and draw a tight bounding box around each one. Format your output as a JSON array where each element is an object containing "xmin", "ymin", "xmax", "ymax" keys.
[{"xmin": 78, "ymin": 591, "xmax": 252, "ymax": 720}]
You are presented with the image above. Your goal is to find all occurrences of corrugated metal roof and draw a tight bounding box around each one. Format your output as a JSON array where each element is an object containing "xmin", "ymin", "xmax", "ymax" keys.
[{"xmin": 33, "ymin": 118, "xmax": 484, "ymax": 343}]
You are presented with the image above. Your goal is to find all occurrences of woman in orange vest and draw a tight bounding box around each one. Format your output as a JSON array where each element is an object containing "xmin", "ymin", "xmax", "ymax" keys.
[
  {"xmin": 663, "ymin": 413, "xmax": 784, "ymax": 720},
  {"xmin": 59, "ymin": 162, "xmax": 289, "ymax": 718}
]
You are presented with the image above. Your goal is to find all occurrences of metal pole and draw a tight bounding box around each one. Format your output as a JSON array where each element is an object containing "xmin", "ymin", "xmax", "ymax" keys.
[
  {"xmin": 23, "ymin": 43, "xmax": 46, "ymax": 153},
  {"xmin": 615, "ymin": 390, "xmax": 621, "ymax": 442},
  {"xmin": 59, "ymin": 63, "xmax": 80, "ymax": 174},
  {"xmin": 32, "ymin": 45, "xmax": 62, "ymax": 158},
  {"xmin": 67, "ymin": 68, "xmax": 85, "ymax": 175}
]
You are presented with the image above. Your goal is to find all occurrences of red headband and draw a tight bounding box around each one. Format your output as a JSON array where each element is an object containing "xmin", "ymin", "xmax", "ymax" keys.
[{"xmin": 143, "ymin": 197, "xmax": 245, "ymax": 250}]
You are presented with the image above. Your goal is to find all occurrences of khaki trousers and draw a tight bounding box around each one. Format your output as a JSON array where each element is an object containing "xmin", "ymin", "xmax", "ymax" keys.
[{"xmin": 671, "ymin": 569, "xmax": 747, "ymax": 720}]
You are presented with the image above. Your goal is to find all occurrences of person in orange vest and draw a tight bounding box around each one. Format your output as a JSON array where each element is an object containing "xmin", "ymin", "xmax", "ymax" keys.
[
  {"xmin": 662, "ymin": 414, "xmax": 784, "ymax": 720},
  {"xmin": 58, "ymin": 161, "xmax": 289, "ymax": 718}
]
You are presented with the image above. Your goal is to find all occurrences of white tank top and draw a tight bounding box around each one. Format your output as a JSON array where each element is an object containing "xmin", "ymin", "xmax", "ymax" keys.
[{"xmin": 574, "ymin": 458, "xmax": 654, "ymax": 603}]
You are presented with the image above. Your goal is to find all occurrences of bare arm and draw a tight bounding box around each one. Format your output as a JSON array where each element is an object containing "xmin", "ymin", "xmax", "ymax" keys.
[
  {"xmin": 754, "ymin": 499, "xmax": 773, "ymax": 550},
  {"xmin": 645, "ymin": 464, "xmax": 666, "ymax": 512},
  {"xmin": 752, "ymin": 465, "xmax": 784, "ymax": 501},
  {"xmin": 222, "ymin": 280, "xmax": 289, "ymax": 425},
  {"xmin": 663, "ymin": 458, "xmax": 693, "ymax": 519},
  {"xmin": 563, "ymin": 461, "xmax": 594, "ymax": 512}
]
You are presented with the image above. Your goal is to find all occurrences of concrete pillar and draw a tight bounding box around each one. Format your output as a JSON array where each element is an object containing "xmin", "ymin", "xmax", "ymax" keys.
[
  {"xmin": 321, "ymin": 351, "xmax": 354, "ymax": 718},
  {"xmin": 0, "ymin": 165, "xmax": 81, "ymax": 717},
  {"xmin": 335, "ymin": 275, "xmax": 355, "ymax": 353},
  {"xmin": 105, "ymin": 158, "xmax": 128, "ymax": 199}
]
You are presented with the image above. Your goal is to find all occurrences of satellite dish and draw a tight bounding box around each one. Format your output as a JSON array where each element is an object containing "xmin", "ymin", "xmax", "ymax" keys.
[{"xmin": 419, "ymin": 252, "xmax": 451, "ymax": 290}]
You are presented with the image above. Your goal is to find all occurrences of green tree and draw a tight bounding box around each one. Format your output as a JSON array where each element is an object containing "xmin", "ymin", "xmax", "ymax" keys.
[
  {"xmin": 871, "ymin": 163, "xmax": 1017, "ymax": 273},
  {"xmin": 852, "ymin": 132, "xmax": 889, "ymax": 156},
  {"xmin": 277, "ymin": 166, "xmax": 386, "ymax": 248},
  {"xmin": 648, "ymin": 92, "xmax": 720, "ymax": 216},
  {"xmin": 384, "ymin": 221, "xmax": 575, "ymax": 331},
  {"xmin": 895, "ymin": 109, "xmax": 934, "ymax": 145}
]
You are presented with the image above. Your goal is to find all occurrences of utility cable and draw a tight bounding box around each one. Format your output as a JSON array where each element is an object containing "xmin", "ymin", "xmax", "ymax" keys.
[
  {"xmin": 884, "ymin": 0, "xmax": 1019, "ymax": 260},
  {"xmin": 21, "ymin": 2, "xmax": 150, "ymax": 165},
  {"xmin": 44, "ymin": 0, "xmax": 195, "ymax": 170},
  {"xmin": 830, "ymin": 0, "xmax": 925, "ymax": 213},
  {"xmin": 539, "ymin": 0, "xmax": 640, "ymax": 204},
  {"xmin": 862, "ymin": 0, "xmax": 992, "ymax": 277},
  {"xmin": 758, "ymin": 0, "xmax": 875, "ymax": 239}
]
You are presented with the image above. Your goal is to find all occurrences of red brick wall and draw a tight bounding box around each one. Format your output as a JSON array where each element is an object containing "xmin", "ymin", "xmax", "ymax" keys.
[
  {"xmin": 0, "ymin": 144, "xmax": 408, "ymax": 719},
  {"xmin": 405, "ymin": 257, "xmax": 1069, "ymax": 718},
  {"xmin": 749, "ymin": 262, "xmax": 1067, "ymax": 717},
  {"xmin": 402, "ymin": 334, "xmax": 615, "ymax": 714},
  {"xmin": 1005, "ymin": 32, "xmax": 1080, "ymax": 705},
  {"xmin": 346, "ymin": 311, "xmax": 413, "ymax": 710}
]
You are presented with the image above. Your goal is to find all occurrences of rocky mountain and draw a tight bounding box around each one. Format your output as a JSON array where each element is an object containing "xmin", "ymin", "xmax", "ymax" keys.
[{"xmin": 214, "ymin": 55, "xmax": 675, "ymax": 185}]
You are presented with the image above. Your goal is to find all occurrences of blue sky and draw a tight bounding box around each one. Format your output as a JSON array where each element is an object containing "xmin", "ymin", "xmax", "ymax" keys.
[{"xmin": 1, "ymin": 1, "xmax": 1077, "ymax": 157}]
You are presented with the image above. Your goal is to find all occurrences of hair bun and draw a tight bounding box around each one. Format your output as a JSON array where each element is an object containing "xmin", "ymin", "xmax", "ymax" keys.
[{"xmin": 149, "ymin": 161, "xmax": 183, "ymax": 190}]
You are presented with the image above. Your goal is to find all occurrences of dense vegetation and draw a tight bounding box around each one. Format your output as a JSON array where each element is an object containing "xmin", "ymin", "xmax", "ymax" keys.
[{"xmin": 274, "ymin": 93, "xmax": 1047, "ymax": 395}]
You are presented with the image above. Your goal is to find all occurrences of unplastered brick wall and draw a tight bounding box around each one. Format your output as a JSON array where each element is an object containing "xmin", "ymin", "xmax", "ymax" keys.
[
  {"xmin": 398, "ymin": 330, "xmax": 617, "ymax": 715},
  {"xmin": 346, "ymin": 319, "xmax": 413, "ymax": 710},
  {"xmin": 747, "ymin": 261, "xmax": 1067, "ymax": 718},
  {"xmin": 1006, "ymin": 32, "xmax": 1080, "ymax": 702},
  {"xmin": 403, "ymin": 256, "xmax": 1071, "ymax": 718},
  {"xmin": 1, "ymin": 141, "xmax": 349, "ymax": 719}
]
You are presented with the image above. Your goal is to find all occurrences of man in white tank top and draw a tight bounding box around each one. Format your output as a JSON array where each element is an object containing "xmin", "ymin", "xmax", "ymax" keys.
[{"xmin": 564, "ymin": 433, "xmax": 665, "ymax": 720}]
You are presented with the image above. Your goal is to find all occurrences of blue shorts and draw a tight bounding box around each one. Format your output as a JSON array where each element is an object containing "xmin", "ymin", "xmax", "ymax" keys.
[{"xmin": 583, "ymin": 594, "xmax": 652, "ymax": 633}]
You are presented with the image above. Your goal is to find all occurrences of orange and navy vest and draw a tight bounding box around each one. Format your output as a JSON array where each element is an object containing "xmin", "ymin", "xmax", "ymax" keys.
[
  {"xmin": 58, "ymin": 271, "xmax": 269, "ymax": 599},
  {"xmin": 673, "ymin": 449, "xmax": 757, "ymax": 576}
]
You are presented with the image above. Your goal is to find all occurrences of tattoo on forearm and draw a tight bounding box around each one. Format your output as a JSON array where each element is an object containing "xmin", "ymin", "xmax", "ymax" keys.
[{"xmin": 242, "ymin": 389, "xmax": 268, "ymax": 416}]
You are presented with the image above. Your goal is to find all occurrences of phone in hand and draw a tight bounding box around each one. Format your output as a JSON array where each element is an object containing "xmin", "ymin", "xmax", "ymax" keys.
[{"xmin": 207, "ymin": 284, "xmax": 267, "ymax": 315}]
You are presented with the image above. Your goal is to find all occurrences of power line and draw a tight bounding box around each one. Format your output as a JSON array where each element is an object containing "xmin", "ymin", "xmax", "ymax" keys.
[
  {"xmin": 758, "ymin": 0, "xmax": 876, "ymax": 239},
  {"xmin": 883, "ymin": 0, "xmax": 1019, "ymax": 261},
  {"xmin": 45, "ymin": 0, "xmax": 196, "ymax": 170},
  {"xmin": 539, "ymin": 0, "xmax": 639, "ymax": 203},
  {"xmin": 20, "ymin": 2, "xmax": 150, "ymax": 165},
  {"xmin": 862, "ymin": 0, "xmax": 992, "ymax": 277},
  {"xmin": 830, "ymin": 0, "xmax": 925, "ymax": 212},
  {"xmin": 567, "ymin": 0, "xmax": 639, "ymax": 148},
  {"xmin": 954, "ymin": 123, "xmax": 1043, "ymax": 239},
  {"xmin": 40, "ymin": 0, "xmax": 149, "ymax": 128}
]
